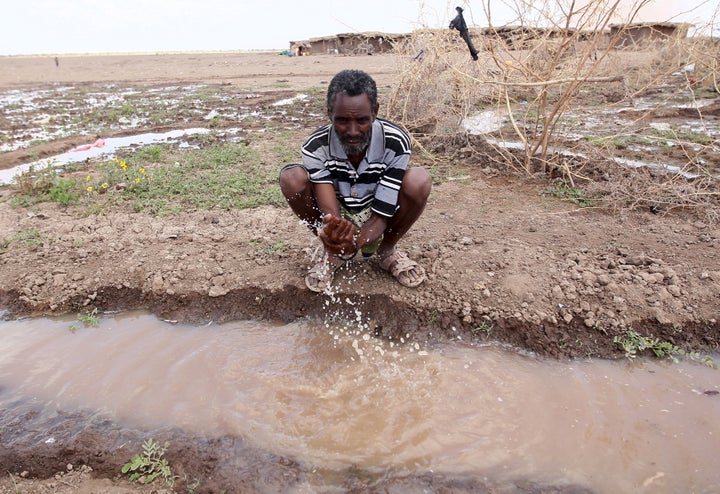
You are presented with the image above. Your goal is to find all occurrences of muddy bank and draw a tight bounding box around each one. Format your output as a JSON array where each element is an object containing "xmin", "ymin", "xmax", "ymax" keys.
[{"xmin": 1, "ymin": 170, "xmax": 719, "ymax": 361}]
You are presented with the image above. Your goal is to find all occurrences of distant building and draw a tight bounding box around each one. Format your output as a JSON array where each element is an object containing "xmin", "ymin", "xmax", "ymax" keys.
[
  {"xmin": 609, "ymin": 22, "xmax": 692, "ymax": 48},
  {"xmin": 288, "ymin": 32, "xmax": 407, "ymax": 55}
]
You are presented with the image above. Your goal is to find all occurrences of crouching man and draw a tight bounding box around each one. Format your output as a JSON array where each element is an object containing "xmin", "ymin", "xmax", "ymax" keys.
[{"xmin": 279, "ymin": 69, "xmax": 431, "ymax": 292}]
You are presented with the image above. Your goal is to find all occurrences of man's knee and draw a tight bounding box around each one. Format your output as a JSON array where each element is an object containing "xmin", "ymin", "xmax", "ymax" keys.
[
  {"xmin": 279, "ymin": 165, "xmax": 309, "ymax": 196},
  {"xmin": 402, "ymin": 167, "xmax": 431, "ymax": 203}
]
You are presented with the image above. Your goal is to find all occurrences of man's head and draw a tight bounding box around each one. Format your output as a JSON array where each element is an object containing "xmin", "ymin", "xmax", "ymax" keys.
[
  {"xmin": 326, "ymin": 69, "xmax": 379, "ymax": 114},
  {"xmin": 456, "ymin": 6, "xmax": 463, "ymax": 12},
  {"xmin": 326, "ymin": 70, "xmax": 379, "ymax": 158}
]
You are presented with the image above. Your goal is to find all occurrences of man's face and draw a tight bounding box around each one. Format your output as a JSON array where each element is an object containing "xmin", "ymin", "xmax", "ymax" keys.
[{"xmin": 329, "ymin": 93, "xmax": 377, "ymax": 158}]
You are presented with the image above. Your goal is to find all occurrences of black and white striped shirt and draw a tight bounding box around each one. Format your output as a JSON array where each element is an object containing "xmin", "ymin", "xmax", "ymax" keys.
[{"xmin": 301, "ymin": 118, "xmax": 411, "ymax": 218}]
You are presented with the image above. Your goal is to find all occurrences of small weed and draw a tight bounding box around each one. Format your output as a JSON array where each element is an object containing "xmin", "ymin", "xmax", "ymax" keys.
[
  {"xmin": 472, "ymin": 321, "xmax": 494, "ymax": 336},
  {"xmin": 183, "ymin": 475, "xmax": 202, "ymax": 493},
  {"xmin": 614, "ymin": 328, "xmax": 675, "ymax": 359},
  {"xmin": 0, "ymin": 238, "xmax": 9, "ymax": 254},
  {"xmin": 121, "ymin": 439, "xmax": 175, "ymax": 486},
  {"xmin": 136, "ymin": 145, "xmax": 163, "ymax": 162},
  {"xmin": 49, "ymin": 178, "xmax": 80, "ymax": 205},
  {"xmin": 613, "ymin": 328, "xmax": 715, "ymax": 366},
  {"xmin": 247, "ymin": 239, "xmax": 286, "ymax": 254},
  {"xmin": 6, "ymin": 472, "xmax": 19, "ymax": 492},
  {"xmin": 14, "ymin": 229, "xmax": 44, "ymax": 246},
  {"xmin": 542, "ymin": 183, "xmax": 594, "ymax": 208},
  {"xmin": 78, "ymin": 308, "xmax": 99, "ymax": 328},
  {"xmin": 11, "ymin": 161, "xmax": 59, "ymax": 198}
]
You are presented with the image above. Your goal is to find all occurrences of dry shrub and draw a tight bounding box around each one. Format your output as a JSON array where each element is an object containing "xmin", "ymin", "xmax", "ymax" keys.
[
  {"xmin": 680, "ymin": 36, "xmax": 720, "ymax": 92},
  {"xmin": 387, "ymin": 29, "xmax": 501, "ymax": 136},
  {"xmin": 386, "ymin": 1, "xmax": 718, "ymax": 221},
  {"xmin": 587, "ymin": 165, "xmax": 720, "ymax": 225}
]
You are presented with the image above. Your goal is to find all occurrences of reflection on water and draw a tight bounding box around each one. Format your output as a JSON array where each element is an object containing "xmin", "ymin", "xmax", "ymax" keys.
[{"xmin": 0, "ymin": 312, "xmax": 718, "ymax": 493}]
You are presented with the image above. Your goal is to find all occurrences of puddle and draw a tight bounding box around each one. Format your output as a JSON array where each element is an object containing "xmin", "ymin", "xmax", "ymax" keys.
[
  {"xmin": 462, "ymin": 109, "xmax": 506, "ymax": 135},
  {"xmin": 485, "ymin": 138, "xmax": 711, "ymax": 179},
  {"xmin": 272, "ymin": 93, "xmax": 309, "ymax": 106},
  {"xmin": 0, "ymin": 128, "xmax": 210, "ymax": 185},
  {"xmin": 0, "ymin": 312, "xmax": 718, "ymax": 492}
]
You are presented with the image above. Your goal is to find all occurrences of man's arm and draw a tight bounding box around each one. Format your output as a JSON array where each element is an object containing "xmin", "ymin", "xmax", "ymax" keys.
[
  {"xmin": 356, "ymin": 213, "xmax": 387, "ymax": 251},
  {"xmin": 312, "ymin": 182, "xmax": 341, "ymax": 218}
]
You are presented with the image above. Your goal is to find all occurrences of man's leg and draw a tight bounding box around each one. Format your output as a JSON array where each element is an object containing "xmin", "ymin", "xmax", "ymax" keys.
[
  {"xmin": 280, "ymin": 165, "xmax": 343, "ymax": 292},
  {"xmin": 378, "ymin": 167, "xmax": 432, "ymax": 257},
  {"xmin": 279, "ymin": 164, "xmax": 322, "ymax": 232}
]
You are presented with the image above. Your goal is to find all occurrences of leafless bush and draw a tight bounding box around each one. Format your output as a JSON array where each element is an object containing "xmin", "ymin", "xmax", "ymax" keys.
[
  {"xmin": 588, "ymin": 166, "xmax": 720, "ymax": 224},
  {"xmin": 387, "ymin": 0, "xmax": 719, "ymax": 220}
]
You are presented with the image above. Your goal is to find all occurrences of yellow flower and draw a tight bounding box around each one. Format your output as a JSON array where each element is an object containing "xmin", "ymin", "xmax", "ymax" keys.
[
  {"xmin": 139, "ymin": 168, "xmax": 145, "ymax": 174},
  {"xmin": 101, "ymin": 183, "xmax": 109, "ymax": 189},
  {"xmin": 86, "ymin": 186, "xmax": 93, "ymax": 192},
  {"xmin": 134, "ymin": 177, "xmax": 141, "ymax": 184},
  {"xmin": 86, "ymin": 175, "xmax": 91, "ymax": 181}
]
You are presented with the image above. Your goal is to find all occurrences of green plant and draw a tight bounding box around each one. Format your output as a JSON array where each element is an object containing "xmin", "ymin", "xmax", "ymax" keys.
[
  {"xmin": 249, "ymin": 239, "xmax": 287, "ymax": 254},
  {"xmin": 121, "ymin": 439, "xmax": 175, "ymax": 486},
  {"xmin": 542, "ymin": 183, "xmax": 594, "ymax": 207},
  {"xmin": 11, "ymin": 161, "xmax": 59, "ymax": 197},
  {"xmin": 613, "ymin": 328, "xmax": 715, "ymax": 366},
  {"xmin": 183, "ymin": 475, "xmax": 202, "ymax": 493},
  {"xmin": 136, "ymin": 145, "xmax": 163, "ymax": 161},
  {"xmin": 14, "ymin": 229, "xmax": 44, "ymax": 246},
  {"xmin": 49, "ymin": 178, "xmax": 80, "ymax": 205},
  {"xmin": 78, "ymin": 308, "xmax": 99, "ymax": 327},
  {"xmin": 614, "ymin": 328, "xmax": 674, "ymax": 359},
  {"xmin": 472, "ymin": 321, "xmax": 494, "ymax": 336}
]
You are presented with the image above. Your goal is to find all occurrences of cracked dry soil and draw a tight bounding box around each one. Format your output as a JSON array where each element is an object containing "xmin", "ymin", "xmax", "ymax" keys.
[{"xmin": 0, "ymin": 51, "xmax": 718, "ymax": 493}]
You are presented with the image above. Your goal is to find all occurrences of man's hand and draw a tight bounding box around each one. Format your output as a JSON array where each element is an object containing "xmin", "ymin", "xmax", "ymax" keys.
[{"xmin": 318, "ymin": 214, "xmax": 356, "ymax": 257}]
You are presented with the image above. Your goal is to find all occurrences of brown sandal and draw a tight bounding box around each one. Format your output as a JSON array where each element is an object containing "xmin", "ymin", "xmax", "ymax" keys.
[
  {"xmin": 305, "ymin": 251, "xmax": 344, "ymax": 293},
  {"xmin": 379, "ymin": 250, "xmax": 426, "ymax": 288}
]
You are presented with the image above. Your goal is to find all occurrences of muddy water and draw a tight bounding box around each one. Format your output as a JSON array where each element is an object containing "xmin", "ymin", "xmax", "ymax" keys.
[{"xmin": 0, "ymin": 312, "xmax": 718, "ymax": 493}]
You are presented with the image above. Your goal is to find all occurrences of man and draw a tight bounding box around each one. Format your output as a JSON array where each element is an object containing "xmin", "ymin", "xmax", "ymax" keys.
[
  {"xmin": 279, "ymin": 69, "xmax": 431, "ymax": 292},
  {"xmin": 449, "ymin": 6, "xmax": 479, "ymax": 61}
]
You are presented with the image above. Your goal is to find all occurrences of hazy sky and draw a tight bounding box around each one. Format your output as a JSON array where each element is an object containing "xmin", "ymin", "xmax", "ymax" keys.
[{"xmin": 1, "ymin": 0, "xmax": 716, "ymax": 56}]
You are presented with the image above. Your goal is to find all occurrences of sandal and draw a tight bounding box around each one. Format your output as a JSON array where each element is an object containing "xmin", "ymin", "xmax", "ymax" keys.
[
  {"xmin": 305, "ymin": 251, "xmax": 344, "ymax": 292},
  {"xmin": 379, "ymin": 250, "xmax": 426, "ymax": 288}
]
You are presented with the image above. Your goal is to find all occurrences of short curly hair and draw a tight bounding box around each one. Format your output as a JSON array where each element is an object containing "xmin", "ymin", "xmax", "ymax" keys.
[{"xmin": 326, "ymin": 69, "xmax": 378, "ymax": 113}]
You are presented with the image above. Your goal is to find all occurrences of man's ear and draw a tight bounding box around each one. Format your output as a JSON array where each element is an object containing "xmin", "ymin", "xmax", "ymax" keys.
[{"xmin": 372, "ymin": 104, "xmax": 380, "ymax": 118}]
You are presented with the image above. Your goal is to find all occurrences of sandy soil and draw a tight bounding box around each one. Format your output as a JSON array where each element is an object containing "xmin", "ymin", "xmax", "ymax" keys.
[{"xmin": 0, "ymin": 51, "xmax": 719, "ymax": 493}]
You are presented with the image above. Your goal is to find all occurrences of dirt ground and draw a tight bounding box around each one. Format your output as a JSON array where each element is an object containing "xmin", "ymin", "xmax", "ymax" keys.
[{"xmin": 0, "ymin": 51, "xmax": 719, "ymax": 493}]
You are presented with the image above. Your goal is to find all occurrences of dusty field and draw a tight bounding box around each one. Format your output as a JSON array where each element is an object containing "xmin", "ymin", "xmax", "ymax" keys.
[{"xmin": 0, "ymin": 50, "xmax": 719, "ymax": 493}]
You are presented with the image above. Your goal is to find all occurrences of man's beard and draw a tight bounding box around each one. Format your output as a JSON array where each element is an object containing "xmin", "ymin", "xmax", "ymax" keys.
[{"xmin": 341, "ymin": 129, "xmax": 371, "ymax": 157}]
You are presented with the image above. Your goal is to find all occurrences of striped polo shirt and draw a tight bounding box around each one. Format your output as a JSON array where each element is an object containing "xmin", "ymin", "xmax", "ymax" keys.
[{"xmin": 300, "ymin": 118, "xmax": 411, "ymax": 218}]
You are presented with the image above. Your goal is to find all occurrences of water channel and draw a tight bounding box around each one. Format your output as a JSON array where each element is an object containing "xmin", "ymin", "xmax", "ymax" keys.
[{"xmin": 0, "ymin": 312, "xmax": 718, "ymax": 492}]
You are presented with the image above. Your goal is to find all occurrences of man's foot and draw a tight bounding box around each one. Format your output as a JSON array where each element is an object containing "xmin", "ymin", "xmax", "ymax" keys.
[
  {"xmin": 305, "ymin": 251, "xmax": 344, "ymax": 292},
  {"xmin": 379, "ymin": 250, "xmax": 426, "ymax": 288}
]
